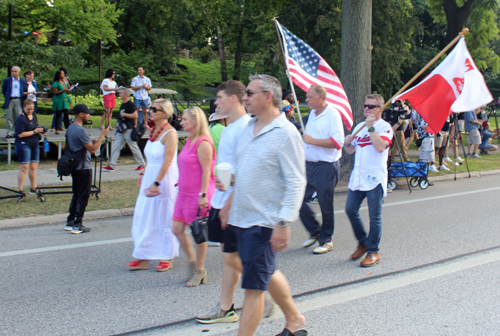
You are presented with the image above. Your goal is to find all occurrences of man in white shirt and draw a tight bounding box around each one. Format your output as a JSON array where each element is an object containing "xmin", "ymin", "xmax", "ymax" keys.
[
  {"xmin": 300, "ymin": 85, "xmax": 345, "ymax": 254},
  {"xmin": 344, "ymin": 94, "xmax": 394, "ymax": 267},
  {"xmin": 196, "ymin": 80, "xmax": 277, "ymax": 324},
  {"xmin": 130, "ymin": 66, "xmax": 152, "ymax": 127}
]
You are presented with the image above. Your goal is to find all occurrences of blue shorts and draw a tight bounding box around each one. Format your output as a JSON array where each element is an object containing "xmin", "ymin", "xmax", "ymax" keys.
[
  {"xmin": 15, "ymin": 142, "xmax": 40, "ymax": 164},
  {"xmin": 236, "ymin": 226, "xmax": 276, "ymax": 291},
  {"xmin": 134, "ymin": 98, "xmax": 149, "ymax": 108}
]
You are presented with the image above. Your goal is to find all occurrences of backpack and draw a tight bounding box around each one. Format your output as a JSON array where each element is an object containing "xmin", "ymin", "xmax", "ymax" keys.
[{"xmin": 57, "ymin": 134, "xmax": 88, "ymax": 180}]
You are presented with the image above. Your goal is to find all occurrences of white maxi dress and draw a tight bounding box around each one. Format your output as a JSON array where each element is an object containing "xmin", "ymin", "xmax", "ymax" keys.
[{"xmin": 131, "ymin": 130, "xmax": 179, "ymax": 260}]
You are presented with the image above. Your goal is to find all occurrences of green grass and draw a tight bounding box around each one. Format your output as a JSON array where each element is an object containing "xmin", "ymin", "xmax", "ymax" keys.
[{"xmin": 0, "ymin": 179, "xmax": 138, "ymax": 220}]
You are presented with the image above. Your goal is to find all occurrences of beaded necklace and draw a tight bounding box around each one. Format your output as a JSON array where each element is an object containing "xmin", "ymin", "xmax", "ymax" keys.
[{"xmin": 149, "ymin": 123, "xmax": 167, "ymax": 142}]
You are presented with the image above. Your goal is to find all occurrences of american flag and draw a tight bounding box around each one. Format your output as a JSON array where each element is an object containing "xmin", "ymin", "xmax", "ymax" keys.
[{"xmin": 276, "ymin": 21, "xmax": 353, "ymax": 130}]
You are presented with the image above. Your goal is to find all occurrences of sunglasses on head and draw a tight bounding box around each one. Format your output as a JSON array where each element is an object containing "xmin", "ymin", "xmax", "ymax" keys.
[
  {"xmin": 364, "ymin": 104, "xmax": 381, "ymax": 110},
  {"xmin": 245, "ymin": 90, "xmax": 269, "ymax": 97},
  {"xmin": 150, "ymin": 107, "xmax": 164, "ymax": 114}
]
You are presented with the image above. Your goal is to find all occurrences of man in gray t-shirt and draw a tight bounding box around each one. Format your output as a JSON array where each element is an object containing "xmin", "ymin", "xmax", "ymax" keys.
[{"xmin": 65, "ymin": 104, "xmax": 108, "ymax": 234}]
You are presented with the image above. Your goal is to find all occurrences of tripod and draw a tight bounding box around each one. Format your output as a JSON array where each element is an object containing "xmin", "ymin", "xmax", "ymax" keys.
[
  {"xmin": 388, "ymin": 126, "xmax": 412, "ymax": 193},
  {"xmin": 450, "ymin": 113, "xmax": 471, "ymax": 181}
]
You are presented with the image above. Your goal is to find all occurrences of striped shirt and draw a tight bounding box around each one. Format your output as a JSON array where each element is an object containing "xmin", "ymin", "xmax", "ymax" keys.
[{"xmin": 229, "ymin": 113, "xmax": 306, "ymax": 229}]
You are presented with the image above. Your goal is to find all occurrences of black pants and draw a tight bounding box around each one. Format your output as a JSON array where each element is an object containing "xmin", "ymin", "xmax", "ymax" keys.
[
  {"xmin": 54, "ymin": 109, "xmax": 70, "ymax": 130},
  {"xmin": 67, "ymin": 169, "xmax": 92, "ymax": 226},
  {"xmin": 299, "ymin": 161, "xmax": 339, "ymax": 245}
]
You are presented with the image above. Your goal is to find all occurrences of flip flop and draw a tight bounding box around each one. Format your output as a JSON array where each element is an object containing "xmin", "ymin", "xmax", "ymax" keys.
[{"xmin": 275, "ymin": 329, "xmax": 308, "ymax": 336}]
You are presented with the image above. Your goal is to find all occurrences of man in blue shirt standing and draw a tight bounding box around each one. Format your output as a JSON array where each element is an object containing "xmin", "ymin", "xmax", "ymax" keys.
[{"xmin": 2, "ymin": 66, "xmax": 26, "ymax": 138}]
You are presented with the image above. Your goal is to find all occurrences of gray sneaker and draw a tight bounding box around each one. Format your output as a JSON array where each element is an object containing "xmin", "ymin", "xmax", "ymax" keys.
[
  {"xmin": 196, "ymin": 303, "xmax": 239, "ymax": 324},
  {"xmin": 471, "ymin": 153, "xmax": 481, "ymax": 158},
  {"xmin": 263, "ymin": 292, "xmax": 277, "ymax": 318}
]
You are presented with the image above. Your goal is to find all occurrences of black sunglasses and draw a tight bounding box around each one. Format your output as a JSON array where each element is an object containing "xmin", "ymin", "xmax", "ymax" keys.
[
  {"xmin": 150, "ymin": 107, "xmax": 164, "ymax": 114},
  {"xmin": 364, "ymin": 104, "xmax": 381, "ymax": 110},
  {"xmin": 245, "ymin": 90, "xmax": 269, "ymax": 97}
]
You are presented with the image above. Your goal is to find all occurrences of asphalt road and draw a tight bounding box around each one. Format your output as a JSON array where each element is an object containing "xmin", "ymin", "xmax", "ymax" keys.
[{"xmin": 1, "ymin": 174, "xmax": 500, "ymax": 336}]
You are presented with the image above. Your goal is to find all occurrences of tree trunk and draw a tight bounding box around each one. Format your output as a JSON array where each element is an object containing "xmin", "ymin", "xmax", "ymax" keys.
[
  {"xmin": 217, "ymin": 26, "xmax": 228, "ymax": 82},
  {"xmin": 340, "ymin": 0, "xmax": 372, "ymax": 179},
  {"xmin": 442, "ymin": 0, "xmax": 476, "ymax": 44},
  {"xmin": 233, "ymin": 0, "xmax": 245, "ymax": 80}
]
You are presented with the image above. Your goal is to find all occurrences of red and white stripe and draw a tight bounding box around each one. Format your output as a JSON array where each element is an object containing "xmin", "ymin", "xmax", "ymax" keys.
[{"xmin": 287, "ymin": 57, "xmax": 354, "ymax": 130}]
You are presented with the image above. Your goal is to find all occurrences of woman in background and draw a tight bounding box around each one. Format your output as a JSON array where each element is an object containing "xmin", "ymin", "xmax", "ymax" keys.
[{"xmin": 100, "ymin": 69, "xmax": 118, "ymax": 130}]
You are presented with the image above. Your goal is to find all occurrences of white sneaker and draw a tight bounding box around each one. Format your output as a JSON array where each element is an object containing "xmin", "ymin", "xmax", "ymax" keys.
[
  {"xmin": 428, "ymin": 165, "xmax": 439, "ymax": 173},
  {"xmin": 455, "ymin": 156, "xmax": 464, "ymax": 162},
  {"xmin": 439, "ymin": 164, "xmax": 450, "ymax": 171},
  {"xmin": 263, "ymin": 292, "xmax": 277, "ymax": 318},
  {"xmin": 453, "ymin": 161, "xmax": 460, "ymax": 166},
  {"xmin": 313, "ymin": 241, "xmax": 333, "ymax": 254},
  {"xmin": 444, "ymin": 157, "xmax": 452, "ymax": 163},
  {"xmin": 302, "ymin": 236, "xmax": 318, "ymax": 248}
]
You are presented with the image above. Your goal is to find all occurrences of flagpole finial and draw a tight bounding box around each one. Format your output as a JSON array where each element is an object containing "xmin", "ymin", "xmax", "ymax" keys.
[{"xmin": 460, "ymin": 28, "xmax": 470, "ymax": 36}]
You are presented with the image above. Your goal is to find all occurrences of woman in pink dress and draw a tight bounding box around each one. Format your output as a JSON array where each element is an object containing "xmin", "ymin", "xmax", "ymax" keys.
[{"xmin": 173, "ymin": 106, "xmax": 215, "ymax": 287}]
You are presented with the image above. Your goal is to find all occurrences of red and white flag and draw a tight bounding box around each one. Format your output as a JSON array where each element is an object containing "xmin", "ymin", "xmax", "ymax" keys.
[
  {"xmin": 395, "ymin": 37, "xmax": 493, "ymax": 132},
  {"xmin": 276, "ymin": 21, "xmax": 353, "ymax": 130}
]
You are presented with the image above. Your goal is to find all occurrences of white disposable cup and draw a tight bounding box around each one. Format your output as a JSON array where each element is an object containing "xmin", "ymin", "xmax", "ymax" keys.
[{"xmin": 217, "ymin": 162, "xmax": 232, "ymax": 191}]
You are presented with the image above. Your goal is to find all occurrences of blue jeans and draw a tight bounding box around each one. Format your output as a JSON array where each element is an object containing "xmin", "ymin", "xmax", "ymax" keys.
[{"xmin": 345, "ymin": 184, "xmax": 384, "ymax": 253}]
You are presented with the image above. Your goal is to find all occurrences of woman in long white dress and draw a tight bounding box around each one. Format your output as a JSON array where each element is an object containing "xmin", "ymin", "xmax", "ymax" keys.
[{"xmin": 126, "ymin": 98, "xmax": 179, "ymax": 271}]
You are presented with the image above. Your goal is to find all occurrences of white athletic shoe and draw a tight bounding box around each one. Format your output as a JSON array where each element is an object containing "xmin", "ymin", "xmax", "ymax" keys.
[
  {"xmin": 439, "ymin": 165, "xmax": 450, "ymax": 171},
  {"xmin": 444, "ymin": 157, "xmax": 452, "ymax": 163},
  {"xmin": 428, "ymin": 165, "xmax": 439, "ymax": 173},
  {"xmin": 455, "ymin": 156, "xmax": 464, "ymax": 162}
]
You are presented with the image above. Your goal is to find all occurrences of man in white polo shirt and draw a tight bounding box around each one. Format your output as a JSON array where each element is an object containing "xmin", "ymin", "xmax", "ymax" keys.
[
  {"xmin": 344, "ymin": 94, "xmax": 394, "ymax": 267},
  {"xmin": 130, "ymin": 66, "xmax": 152, "ymax": 127},
  {"xmin": 300, "ymin": 84, "xmax": 344, "ymax": 254}
]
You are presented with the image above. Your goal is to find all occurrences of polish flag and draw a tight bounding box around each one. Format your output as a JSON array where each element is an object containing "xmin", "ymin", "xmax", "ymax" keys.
[{"xmin": 395, "ymin": 38, "xmax": 493, "ymax": 132}]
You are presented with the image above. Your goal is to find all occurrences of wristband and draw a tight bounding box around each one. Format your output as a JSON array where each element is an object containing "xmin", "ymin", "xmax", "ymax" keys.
[
  {"xmin": 279, "ymin": 220, "xmax": 290, "ymax": 227},
  {"xmin": 153, "ymin": 181, "xmax": 160, "ymax": 187}
]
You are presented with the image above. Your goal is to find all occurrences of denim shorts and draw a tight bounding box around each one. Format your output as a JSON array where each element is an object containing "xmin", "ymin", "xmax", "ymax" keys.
[
  {"xmin": 236, "ymin": 226, "xmax": 276, "ymax": 291},
  {"xmin": 15, "ymin": 142, "xmax": 40, "ymax": 164},
  {"xmin": 134, "ymin": 98, "xmax": 148, "ymax": 108}
]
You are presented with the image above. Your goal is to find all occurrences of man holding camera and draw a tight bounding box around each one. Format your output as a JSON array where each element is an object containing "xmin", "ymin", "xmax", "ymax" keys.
[
  {"xmin": 344, "ymin": 94, "xmax": 393, "ymax": 267},
  {"xmin": 390, "ymin": 100, "xmax": 411, "ymax": 163},
  {"xmin": 65, "ymin": 104, "xmax": 109, "ymax": 234}
]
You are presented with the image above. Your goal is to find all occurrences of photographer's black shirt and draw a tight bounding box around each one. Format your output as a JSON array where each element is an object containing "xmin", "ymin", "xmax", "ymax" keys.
[
  {"xmin": 14, "ymin": 113, "xmax": 40, "ymax": 147},
  {"xmin": 117, "ymin": 100, "xmax": 136, "ymax": 129}
]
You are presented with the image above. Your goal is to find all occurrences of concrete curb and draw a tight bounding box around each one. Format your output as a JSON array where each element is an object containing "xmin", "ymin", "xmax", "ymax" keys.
[
  {"xmin": 0, "ymin": 207, "xmax": 135, "ymax": 230},
  {"xmin": 2, "ymin": 169, "xmax": 500, "ymax": 229}
]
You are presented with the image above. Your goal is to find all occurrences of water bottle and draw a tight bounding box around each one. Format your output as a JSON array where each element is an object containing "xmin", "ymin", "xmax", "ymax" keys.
[{"xmin": 44, "ymin": 136, "xmax": 50, "ymax": 153}]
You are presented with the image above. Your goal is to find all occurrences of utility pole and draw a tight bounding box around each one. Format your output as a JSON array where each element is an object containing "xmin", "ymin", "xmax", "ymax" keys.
[{"xmin": 7, "ymin": 3, "xmax": 13, "ymax": 77}]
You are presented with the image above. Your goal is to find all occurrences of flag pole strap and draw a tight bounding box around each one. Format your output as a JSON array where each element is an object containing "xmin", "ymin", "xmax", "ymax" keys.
[
  {"xmin": 352, "ymin": 27, "xmax": 470, "ymax": 137},
  {"xmin": 273, "ymin": 19, "xmax": 305, "ymax": 130}
]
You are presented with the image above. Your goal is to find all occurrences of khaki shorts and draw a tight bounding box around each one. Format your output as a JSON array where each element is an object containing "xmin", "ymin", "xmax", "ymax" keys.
[
  {"xmin": 434, "ymin": 131, "xmax": 449, "ymax": 148},
  {"xmin": 467, "ymin": 129, "xmax": 481, "ymax": 145}
]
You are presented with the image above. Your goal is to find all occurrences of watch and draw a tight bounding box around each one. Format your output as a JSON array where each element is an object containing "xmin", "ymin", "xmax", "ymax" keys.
[
  {"xmin": 153, "ymin": 181, "xmax": 160, "ymax": 187},
  {"xmin": 199, "ymin": 192, "xmax": 206, "ymax": 197},
  {"xmin": 279, "ymin": 220, "xmax": 290, "ymax": 227},
  {"xmin": 368, "ymin": 126, "xmax": 376, "ymax": 133},
  {"xmin": 33, "ymin": 130, "xmax": 36, "ymax": 135}
]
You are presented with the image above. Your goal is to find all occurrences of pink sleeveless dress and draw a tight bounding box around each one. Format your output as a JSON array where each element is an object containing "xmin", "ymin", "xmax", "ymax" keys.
[{"xmin": 173, "ymin": 136, "xmax": 216, "ymax": 225}]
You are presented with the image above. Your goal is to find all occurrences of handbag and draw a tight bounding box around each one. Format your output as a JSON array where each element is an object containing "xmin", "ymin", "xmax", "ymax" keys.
[
  {"xmin": 189, "ymin": 208, "xmax": 209, "ymax": 244},
  {"xmin": 131, "ymin": 123, "xmax": 145, "ymax": 141}
]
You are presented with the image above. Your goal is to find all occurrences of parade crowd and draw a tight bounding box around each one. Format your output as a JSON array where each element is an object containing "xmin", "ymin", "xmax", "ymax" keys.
[{"xmin": 2, "ymin": 65, "xmax": 496, "ymax": 336}]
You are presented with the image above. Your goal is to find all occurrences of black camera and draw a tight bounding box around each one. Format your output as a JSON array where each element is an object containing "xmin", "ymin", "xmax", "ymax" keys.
[
  {"xmin": 39, "ymin": 125, "xmax": 48, "ymax": 133},
  {"xmin": 382, "ymin": 101, "xmax": 411, "ymax": 125}
]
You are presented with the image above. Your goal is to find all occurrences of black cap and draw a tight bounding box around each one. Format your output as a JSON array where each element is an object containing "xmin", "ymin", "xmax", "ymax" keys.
[
  {"xmin": 282, "ymin": 89, "xmax": 292, "ymax": 98},
  {"xmin": 72, "ymin": 104, "xmax": 95, "ymax": 115}
]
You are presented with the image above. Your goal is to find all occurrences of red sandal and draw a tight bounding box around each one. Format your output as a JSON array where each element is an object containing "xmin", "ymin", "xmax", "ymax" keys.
[
  {"xmin": 156, "ymin": 260, "xmax": 173, "ymax": 272},
  {"xmin": 126, "ymin": 260, "xmax": 149, "ymax": 270}
]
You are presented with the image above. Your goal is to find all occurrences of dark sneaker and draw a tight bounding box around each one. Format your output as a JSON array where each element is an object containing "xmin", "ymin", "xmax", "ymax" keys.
[
  {"xmin": 71, "ymin": 225, "xmax": 91, "ymax": 234},
  {"xmin": 196, "ymin": 303, "xmax": 239, "ymax": 324},
  {"xmin": 29, "ymin": 188, "xmax": 37, "ymax": 194}
]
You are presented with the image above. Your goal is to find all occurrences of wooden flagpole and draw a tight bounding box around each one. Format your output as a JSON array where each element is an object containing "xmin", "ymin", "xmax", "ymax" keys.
[
  {"xmin": 352, "ymin": 27, "xmax": 470, "ymax": 137},
  {"xmin": 273, "ymin": 19, "xmax": 305, "ymax": 130}
]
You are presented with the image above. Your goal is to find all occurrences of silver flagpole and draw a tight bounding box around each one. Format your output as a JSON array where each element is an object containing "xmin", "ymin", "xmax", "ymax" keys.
[{"xmin": 274, "ymin": 19, "xmax": 305, "ymax": 130}]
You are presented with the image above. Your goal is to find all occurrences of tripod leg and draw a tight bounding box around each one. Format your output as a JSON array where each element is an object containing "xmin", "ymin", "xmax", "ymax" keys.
[{"xmin": 458, "ymin": 132, "xmax": 471, "ymax": 178}]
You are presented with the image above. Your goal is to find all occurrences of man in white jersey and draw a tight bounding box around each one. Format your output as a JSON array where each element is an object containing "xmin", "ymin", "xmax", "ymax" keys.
[
  {"xmin": 195, "ymin": 80, "xmax": 276, "ymax": 324},
  {"xmin": 344, "ymin": 94, "xmax": 394, "ymax": 267}
]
